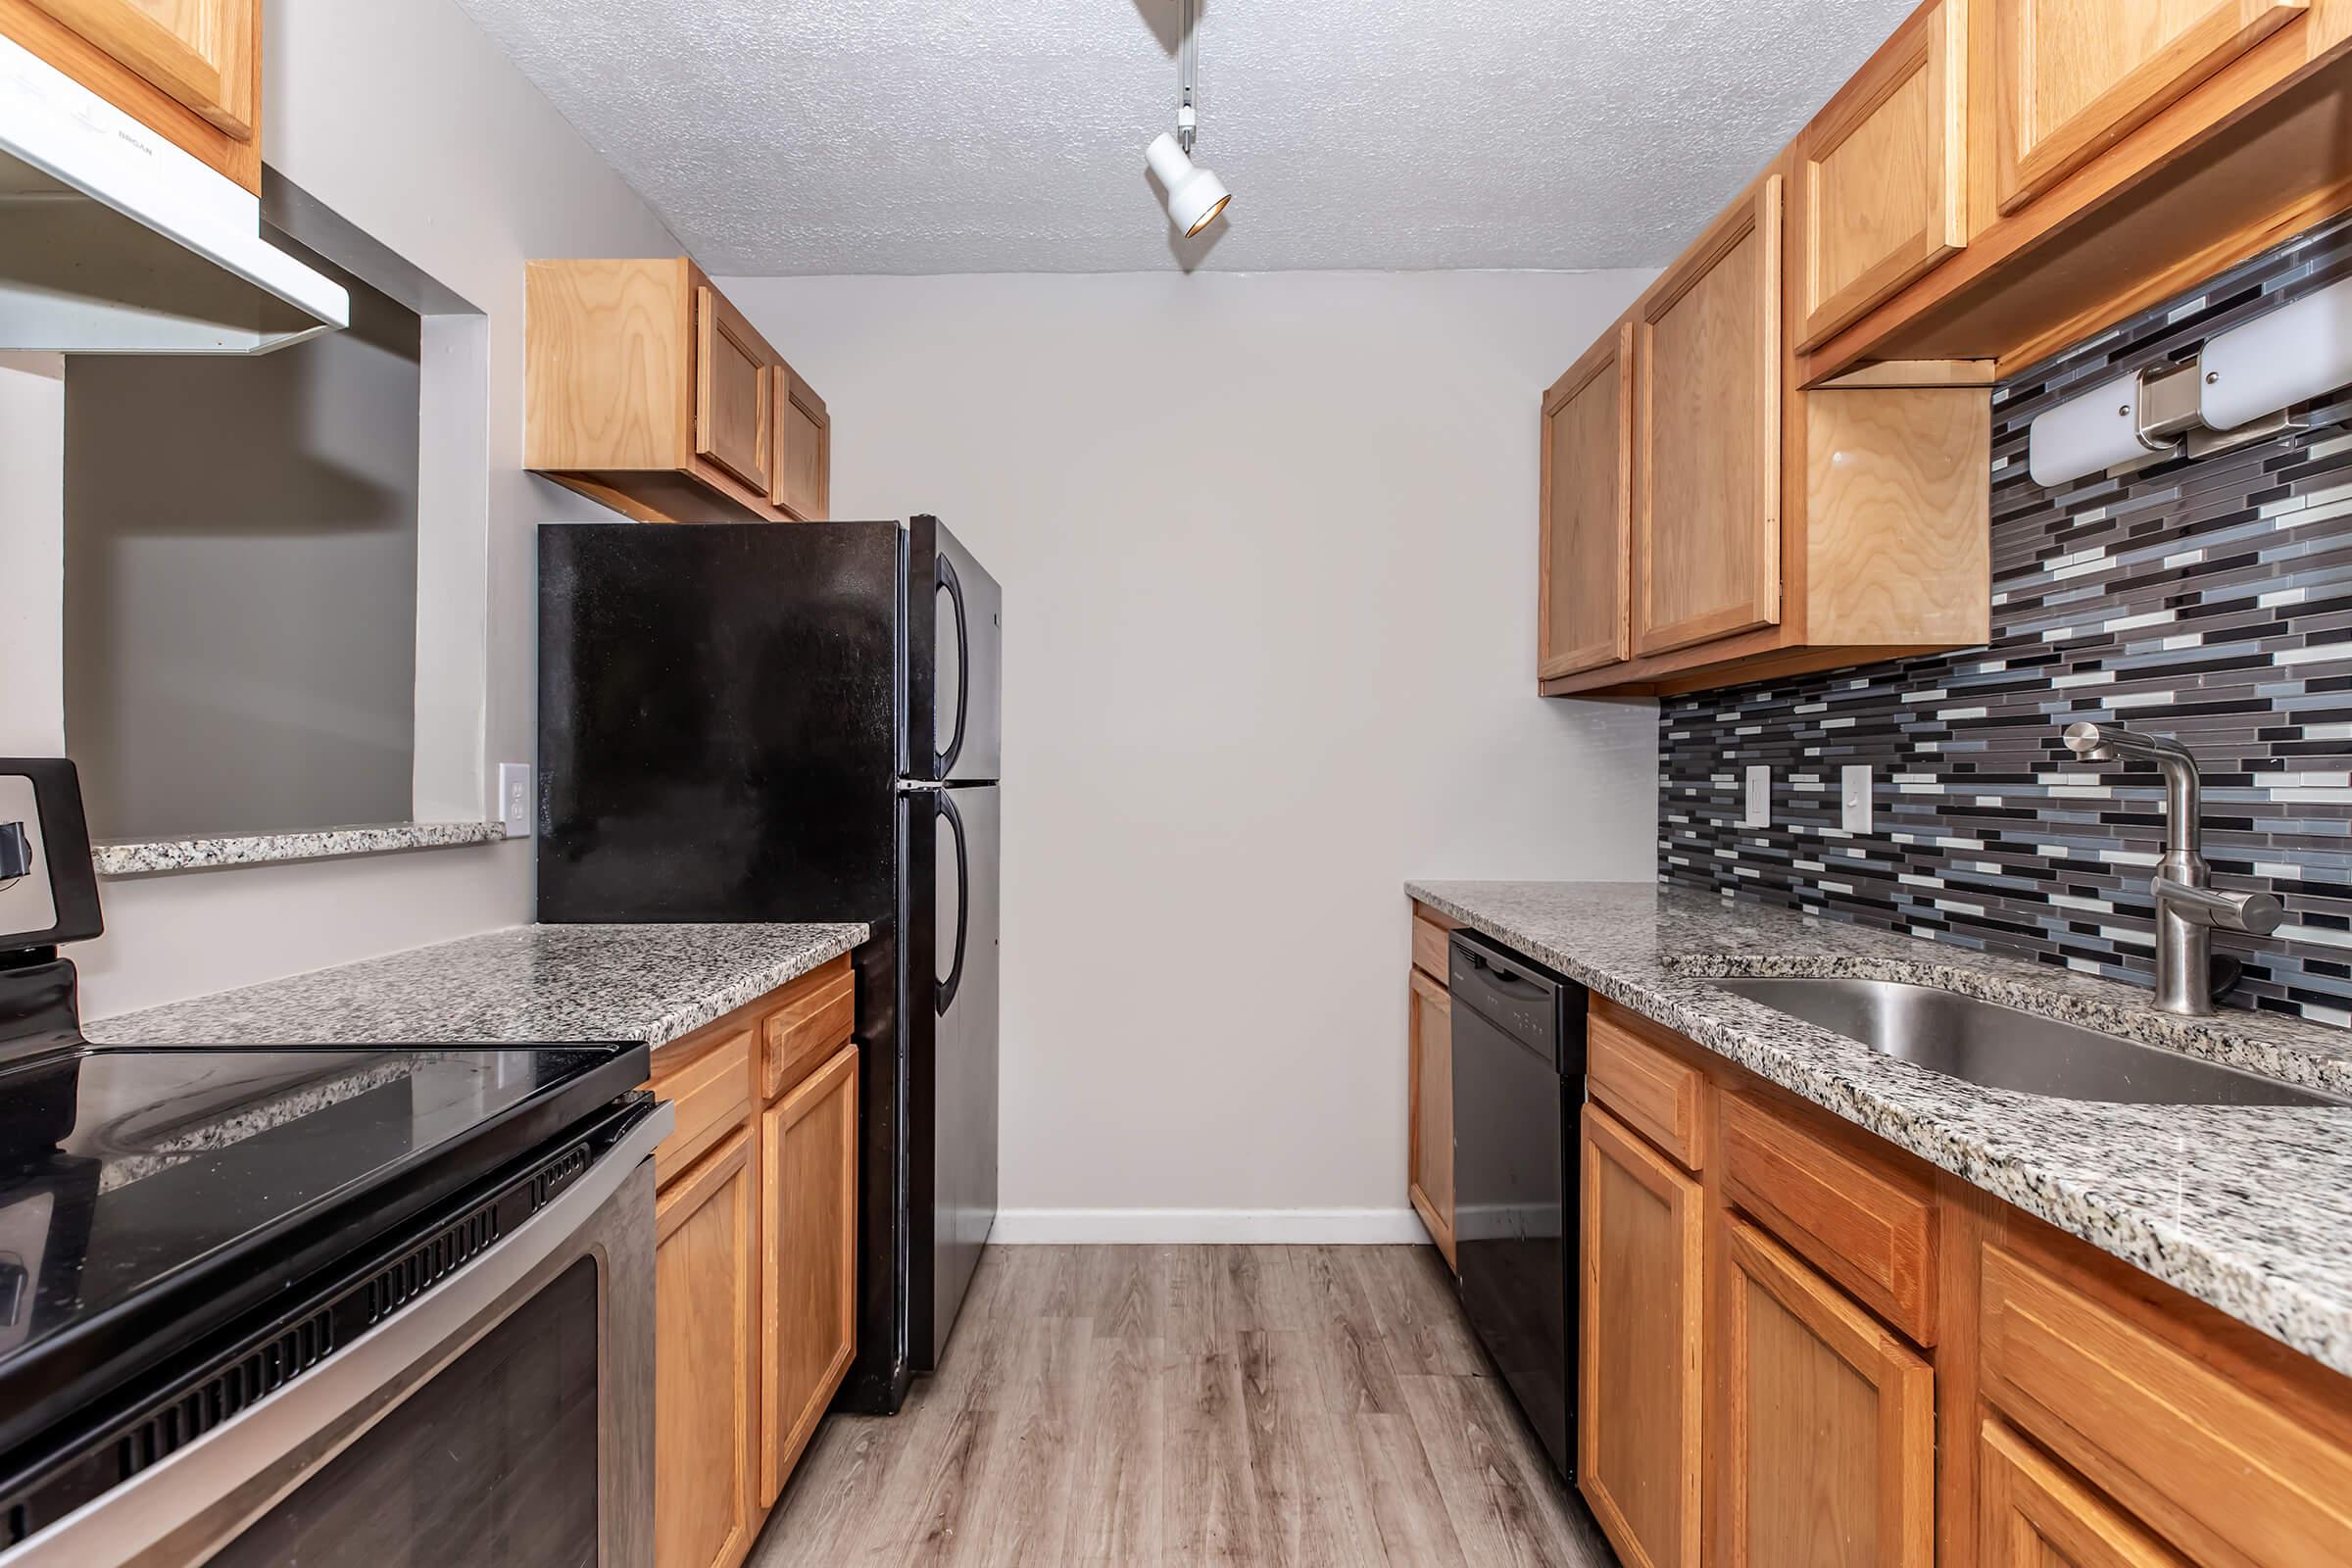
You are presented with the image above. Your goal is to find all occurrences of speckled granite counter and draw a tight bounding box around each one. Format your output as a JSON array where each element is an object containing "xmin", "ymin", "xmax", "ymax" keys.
[
  {"xmin": 1408, "ymin": 879, "xmax": 2352, "ymax": 1377},
  {"xmin": 86, "ymin": 922, "xmax": 870, "ymax": 1053}
]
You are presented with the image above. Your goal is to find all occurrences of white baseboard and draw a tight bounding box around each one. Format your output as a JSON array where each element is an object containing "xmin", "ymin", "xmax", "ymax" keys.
[{"xmin": 988, "ymin": 1206, "xmax": 1429, "ymax": 1245}]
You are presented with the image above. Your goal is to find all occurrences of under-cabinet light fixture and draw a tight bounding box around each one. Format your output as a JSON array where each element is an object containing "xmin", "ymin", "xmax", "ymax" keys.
[
  {"xmin": 2200, "ymin": 273, "xmax": 2352, "ymax": 432},
  {"xmin": 2028, "ymin": 273, "xmax": 2352, "ymax": 489},
  {"xmin": 1146, "ymin": 0, "xmax": 1231, "ymax": 238}
]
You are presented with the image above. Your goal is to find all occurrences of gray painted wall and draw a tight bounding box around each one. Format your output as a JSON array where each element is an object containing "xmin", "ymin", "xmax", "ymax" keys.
[{"xmin": 64, "ymin": 237, "xmax": 420, "ymax": 842}]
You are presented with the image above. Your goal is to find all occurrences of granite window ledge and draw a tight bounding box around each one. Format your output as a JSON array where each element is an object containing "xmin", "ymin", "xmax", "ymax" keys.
[{"xmin": 92, "ymin": 821, "xmax": 509, "ymax": 878}]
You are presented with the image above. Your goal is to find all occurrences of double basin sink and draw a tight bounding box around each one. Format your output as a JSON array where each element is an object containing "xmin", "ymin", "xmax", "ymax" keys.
[{"xmin": 1712, "ymin": 975, "xmax": 2345, "ymax": 1108}]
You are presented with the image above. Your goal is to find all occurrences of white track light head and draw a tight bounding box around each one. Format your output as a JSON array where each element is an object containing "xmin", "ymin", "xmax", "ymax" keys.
[{"xmin": 1146, "ymin": 131, "xmax": 1231, "ymax": 237}]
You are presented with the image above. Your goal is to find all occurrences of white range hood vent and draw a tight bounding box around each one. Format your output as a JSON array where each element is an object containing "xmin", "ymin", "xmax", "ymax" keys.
[{"xmin": 0, "ymin": 31, "xmax": 348, "ymax": 355}]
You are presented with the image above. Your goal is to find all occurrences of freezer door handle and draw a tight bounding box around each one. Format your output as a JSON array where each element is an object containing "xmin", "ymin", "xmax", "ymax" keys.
[
  {"xmin": 937, "ymin": 789, "xmax": 969, "ymax": 1014},
  {"xmin": 935, "ymin": 552, "xmax": 969, "ymax": 779}
]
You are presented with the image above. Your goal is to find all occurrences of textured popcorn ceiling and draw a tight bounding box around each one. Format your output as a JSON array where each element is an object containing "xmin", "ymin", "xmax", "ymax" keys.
[{"xmin": 452, "ymin": 0, "xmax": 1918, "ymax": 274}]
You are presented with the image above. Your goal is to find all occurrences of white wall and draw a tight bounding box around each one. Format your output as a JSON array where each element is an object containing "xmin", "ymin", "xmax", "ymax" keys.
[
  {"xmin": 0, "ymin": 355, "xmax": 64, "ymax": 755},
  {"xmin": 65, "ymin": 0, "xmax": 680, "ymax": 1015},
  {"xmin": 722, "ymin": 270, "xmax": 1661, "ymax": 1240}
]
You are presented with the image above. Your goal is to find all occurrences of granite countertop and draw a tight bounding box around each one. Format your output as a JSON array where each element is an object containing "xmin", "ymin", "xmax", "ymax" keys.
[
  {"xmin": 1408, "ymin": 879, "xmax": 2352, "ymax": 1377},
  {"xmin": 87, "ymin": 922, "xmax": 871, "ymax": 1053}
]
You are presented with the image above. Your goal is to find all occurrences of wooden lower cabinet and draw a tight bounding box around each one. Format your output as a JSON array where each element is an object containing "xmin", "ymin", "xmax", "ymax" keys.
[
  {"xmin": 1574, "ymin": 994, "xmax": 2352, "ymax": 1568},
  {"xmin": 1580, "ymin": 1102, "xmax": 1704, "ymax": 1568},
  {"xmin": 1979, "ymin": 1418, "xmax": 2188, "ymax": 1568},
  {"xmin": 1719, "ymin": 1216, "xmax": 1935, "ymax": 1568},
  {"xmin": 655, "ymin": 1129, "xmax": 760, "ymax": 1568},
  {"xmin": 1407, "ymin": 966, "xmax": 1455, "ymax": 1266},
  {"xmin": 647, "ymin": 956, "xmax": 861, "ymax": 1567},
  {"xmin": 760, "ymin": 1041, "xmax": 858, "ymax": 1504}
]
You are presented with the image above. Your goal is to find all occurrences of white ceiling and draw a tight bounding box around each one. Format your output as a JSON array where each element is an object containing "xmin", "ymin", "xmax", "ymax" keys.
[{"xmin": 453, "ymin": 0, "xmax": 1920, "ymax": 275}]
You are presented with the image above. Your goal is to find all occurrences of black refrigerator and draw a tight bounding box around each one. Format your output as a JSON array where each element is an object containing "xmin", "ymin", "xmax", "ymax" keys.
[{"xmin": 535, "ymin": 515, "xmax": 1002, "ymax": 1415}]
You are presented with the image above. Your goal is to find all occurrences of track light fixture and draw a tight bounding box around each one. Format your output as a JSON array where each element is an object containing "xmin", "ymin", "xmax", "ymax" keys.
[{"xmin": 1146, "ymin": 0, "xmax": 1230, "ymax": 238}]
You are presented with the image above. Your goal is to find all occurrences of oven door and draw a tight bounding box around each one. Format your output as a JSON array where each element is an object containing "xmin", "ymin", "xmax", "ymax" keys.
[{"xmin": 1, "ymin": 1097, "xmax": 667, "ymax": 1568}]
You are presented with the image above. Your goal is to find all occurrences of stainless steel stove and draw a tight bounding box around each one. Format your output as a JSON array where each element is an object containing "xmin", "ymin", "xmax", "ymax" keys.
[{"xmin": 0, "ymin": 760, "xmax": 668, "ymax": 1567}]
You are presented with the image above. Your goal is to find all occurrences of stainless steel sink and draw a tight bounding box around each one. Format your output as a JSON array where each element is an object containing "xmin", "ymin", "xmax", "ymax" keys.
[{"xmin": 1711, "ymin": 976, "xmax": 2346, "ymax": 1107}]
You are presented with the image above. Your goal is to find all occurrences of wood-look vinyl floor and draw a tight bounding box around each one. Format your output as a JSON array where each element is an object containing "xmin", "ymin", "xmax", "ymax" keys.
[{"xmin": 752, "ymin": 1245, "xmax": 1614, "ymax": 1568}]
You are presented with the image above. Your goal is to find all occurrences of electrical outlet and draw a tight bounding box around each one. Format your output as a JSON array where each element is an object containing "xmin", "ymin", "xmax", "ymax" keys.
[
  {"xmin": 1841, "ymin": 763, "xmax": 1873, "ymax": 834},
  {"xmin": 1742, "ymin": 765, "xmax": 1770, "ymax": 828},
  {"xmin": 498, "ymin": 762, "xmax": 532, "ymax": 839}
]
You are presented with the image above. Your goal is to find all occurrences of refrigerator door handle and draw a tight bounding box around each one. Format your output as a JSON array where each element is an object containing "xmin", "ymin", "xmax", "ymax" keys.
[
  {"xmin": 936, "ymin": 789, "xmax": 969, "ymax": 1014},
  {"xmin": 934, "ymin": 552, "xmax": 970, "ymax": 779}
]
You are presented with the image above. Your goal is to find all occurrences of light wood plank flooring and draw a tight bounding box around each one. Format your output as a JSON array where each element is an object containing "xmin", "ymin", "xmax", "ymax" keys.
[{"xmin": 753, "ymin": 1244, "xmax": 1612, "ymax": 1567}]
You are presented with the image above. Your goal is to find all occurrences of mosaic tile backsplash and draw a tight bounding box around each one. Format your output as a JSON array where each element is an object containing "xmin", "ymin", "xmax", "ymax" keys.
[{"xmin": 1658, "ymin": 215, "xmax": 2352, "ymax": 1024}]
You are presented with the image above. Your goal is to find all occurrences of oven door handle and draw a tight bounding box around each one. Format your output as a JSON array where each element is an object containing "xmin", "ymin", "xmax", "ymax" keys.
[{"xmin": 0, "ymin": 1101, "xmax": 672, "ymax": 1568}]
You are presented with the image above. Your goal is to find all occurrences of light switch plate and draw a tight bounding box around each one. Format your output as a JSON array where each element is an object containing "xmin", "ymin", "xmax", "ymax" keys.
[
  {"xmin": 498, "ymin": 762, "xmax": 532, "ymax": 839},
  {"xmin": 1841, "ymin": 763, "xmax": 1873, "ymax": 834},
  {"xmin": 1742, "ymin": 765, "xmax": 1770, "ymax": 828}
]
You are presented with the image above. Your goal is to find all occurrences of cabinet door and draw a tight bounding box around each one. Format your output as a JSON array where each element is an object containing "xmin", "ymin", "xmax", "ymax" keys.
[
  {"xmin": 1540, "ymin": 320, "xmax": 1633, "ymax": 679},
  {"xmin": 1980, "ymin": 1418, "xmax": 2189, "ymax": 1568},
  {"xmin": 1634, "ymin": 175, "xmax": 1783, "ymax": 658},
  {"xmin": 1580, "ymin": 1102, "xmax": 1703, "ymax": 1568},
  {"xmin": 1795, "ymin": 0, "xmax": 1968, "ymax": 350},
  {"xmin": 1721, "ymin": 1215, "xmax": 1935, "ymax": 1568},
  {"xmin": 769, "ymin": 366, "xmax": 831, "ymax": 521},
  {"xmin": 1407, "ymin": 968, "xmax": 1455, "ymax": 1268},
  {"xmin": 655, "ymin": 1129, "xmax": 760, "ymax": 1568},
  {"xmin": 760, "ymin": 1042, "xmax": 858, "ymax": 1504},
  {"xmin": 694, "ymin": 284, "xmax": 773, "ymax": 495},
  {"xmin": 23, "ymin": 0, "xmax": 256, "ymax": 137},
  {"xmin": 1991, "ymin": 0, "xmax": 2307, "ymax": 215}
]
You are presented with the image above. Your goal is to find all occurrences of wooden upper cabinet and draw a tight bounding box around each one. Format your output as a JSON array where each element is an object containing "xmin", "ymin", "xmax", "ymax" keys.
[
  {"xmin": 1720, "ymin": 1215, "xmax": 1935, "ymax": 1568},
  {"xmin": 1991, "ymin": 0, "xmax": 2309, "ymax": 216},
  {"xmin": 655, "ymin": 1130, "xmax": 760, "ymax": 1568},
  {"xmin": 2, "ymin": 0, "xmax": 261, "ymax": 188},
  {"xmin": 1633, "ymin": 174, "xmax": 1784, "ymax": 658},
  {"xmin": 694, "ymin": 284, "xmax": 773, "ymax": 496},
  {"xmin": 25, "ymin": 0, "xmax": 253, "ymax": 134},
  {"xmin": 770, "ymin": 365, "xmax": 831, "ymax": 521},
  {"xmin": 1797, "ymin": 0, "xmax": 2348, "ymax": 389},
  {"xmin": 1979, "ymin": 1419, "xmax": 2190, "ymax": 1568},
  {"xmin": 1539, "ymin": 319, "xmax": 1633, "ymax": 679},
  {"xmin": 1580, "ymin": 1102, "xmax": 1703, "ymax": 1568},
  {"xmin": 1407, "ymin": 967, "xmax": 1455, "ymax": 1268},
  {"xmin": 526, "ymin": 258, "xmax": 831, "ymax": 526},
  {"xmin": 1795, "ymin": 0, "xmax": 1970, "ymax": 350}
]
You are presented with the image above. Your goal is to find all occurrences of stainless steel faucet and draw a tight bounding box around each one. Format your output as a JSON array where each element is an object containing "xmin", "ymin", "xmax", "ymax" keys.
[{"xmin": 2061, "ymin": 721, "xmax": 2284, "ymax": 1015}]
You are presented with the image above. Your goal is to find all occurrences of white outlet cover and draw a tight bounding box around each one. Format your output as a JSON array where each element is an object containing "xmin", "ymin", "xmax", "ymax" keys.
[
  {"xmin": 1742, "ymin": 765, "xmax": 1770, "ymax": 829},
  {"xmin": 1841, "ymin": 763, "xmax": 1873, "ymax": 834},
  {"xmin": 498, "ymin": 762, "xmax": 532, "ymax": 839}
]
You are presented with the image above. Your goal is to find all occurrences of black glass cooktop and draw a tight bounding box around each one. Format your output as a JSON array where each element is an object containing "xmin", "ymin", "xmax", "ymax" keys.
[{"xmin": 0, "ymin": 1037, "xmax": 646, "ymax": 1460}]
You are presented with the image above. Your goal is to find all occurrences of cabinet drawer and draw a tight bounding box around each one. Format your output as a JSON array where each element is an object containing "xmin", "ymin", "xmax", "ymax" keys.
[
  {"xmin": 762, "ymin": 956, "xmax": 856, "ymax": 1101},
  {"xmin": 1411, "ymin": 909, "xmax": 1452, "ymax": 983},
  {"xmin": 1981, "ymin": 1243, "xmax": 2352, "ymax": 1568},
  {"xmin": 1586, "ymin": 1010, "xmax": 1706, "ymax": 1170},
  {"xmin": 648, "ymin": 1024, "xmax": 755, "ymax": 1188},
  {"xmin": 1721, "ymin": 1091, "xmax": 1936, "ymax": 1343}
]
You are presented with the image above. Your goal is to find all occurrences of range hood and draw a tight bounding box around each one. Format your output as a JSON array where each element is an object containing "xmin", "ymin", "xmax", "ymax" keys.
[{"xmin": 0, "ymin": 31, "xmax": 347, "ymax": 355}]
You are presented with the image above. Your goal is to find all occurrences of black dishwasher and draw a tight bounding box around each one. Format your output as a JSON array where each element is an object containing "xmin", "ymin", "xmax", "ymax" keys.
[{"xmin": 1448, "ymin": 927, "xmax": 1586, "ymax": 1481}]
